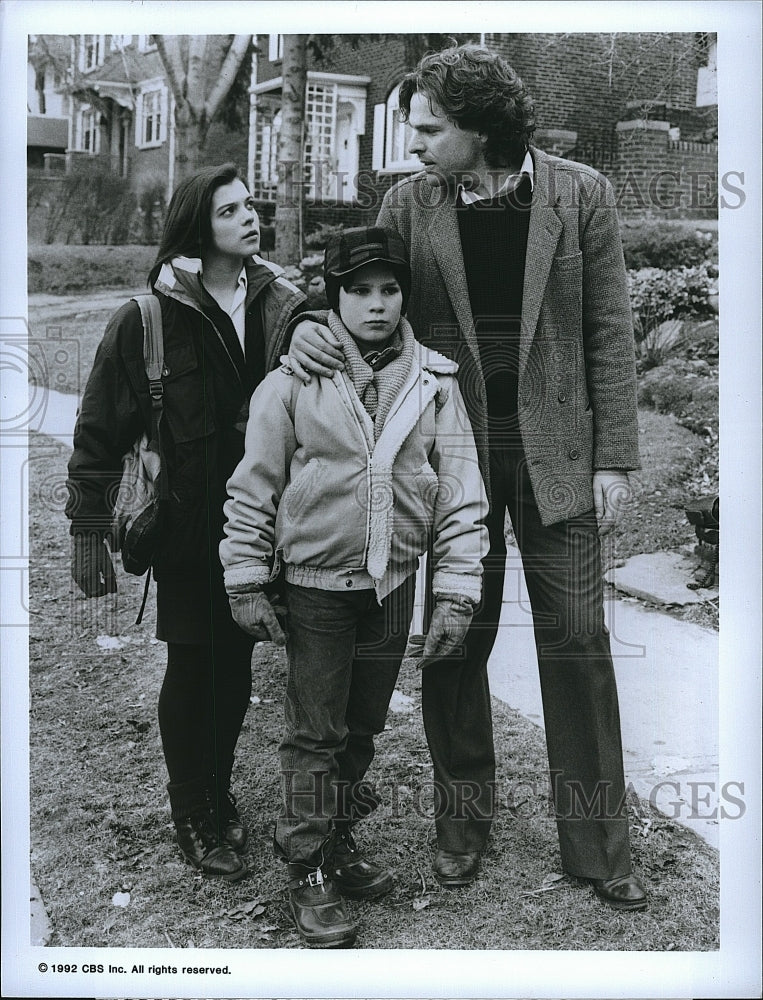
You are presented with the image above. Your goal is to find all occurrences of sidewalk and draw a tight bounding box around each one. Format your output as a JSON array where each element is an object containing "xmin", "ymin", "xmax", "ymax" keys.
[{"xmin": 486, "ymin": 545, "xmax": 719, "ymax": 848}]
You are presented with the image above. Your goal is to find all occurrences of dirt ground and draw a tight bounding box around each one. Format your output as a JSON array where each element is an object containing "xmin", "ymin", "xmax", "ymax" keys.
[{"xmin": 28, "ymin": 430, "xmax": 719, "ymax": 952}]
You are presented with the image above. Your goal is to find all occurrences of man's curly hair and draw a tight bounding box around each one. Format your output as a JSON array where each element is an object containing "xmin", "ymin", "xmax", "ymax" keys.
[{"xmin": 398, "ymin": 43, "xmax": 536, "ymax": 169}]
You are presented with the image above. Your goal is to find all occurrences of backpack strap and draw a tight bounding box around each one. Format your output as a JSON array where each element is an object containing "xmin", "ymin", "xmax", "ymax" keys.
[{"xmin": 132, "ymin": 294, "xmax": 168, "ymax": 502}]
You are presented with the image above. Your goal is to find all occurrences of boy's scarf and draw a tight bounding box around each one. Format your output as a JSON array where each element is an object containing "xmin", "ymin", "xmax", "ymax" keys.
[{"xmin": 327, "ymin": 311, "xmax": 415, "ymax": 441}]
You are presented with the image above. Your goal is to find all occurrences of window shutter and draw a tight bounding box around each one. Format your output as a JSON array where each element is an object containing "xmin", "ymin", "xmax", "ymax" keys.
[
  {"xmin": 371, "ymin": 103, "xmax": 385, "ymax": 170},
  {"xmin": 160, "ymin": 86, "xmax": 169, "ymax": 142},
  {"xmin": 135, "ymin": 93, "xmax": 143, "ymax": 146}
]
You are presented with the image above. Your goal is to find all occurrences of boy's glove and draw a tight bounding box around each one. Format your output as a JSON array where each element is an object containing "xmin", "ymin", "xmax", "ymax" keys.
[
  {"xmin": 420, "ymin": 593, "xmax": 475, "ymax": 667},
  {"xmin": 71, "ymin": 529, "xmax": 117, "ymax": 597},
  {"xmin": 228, "ymin": 588, "xmax": 286, "ymax": 645}
]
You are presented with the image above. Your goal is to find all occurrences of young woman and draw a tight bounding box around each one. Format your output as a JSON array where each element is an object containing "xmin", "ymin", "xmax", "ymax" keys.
[{"xmin": 66, "ymin": 163, "xmax": 305, "ymax": 881}]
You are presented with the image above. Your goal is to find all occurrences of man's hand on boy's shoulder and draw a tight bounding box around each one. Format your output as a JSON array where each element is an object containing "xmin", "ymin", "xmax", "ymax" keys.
[{"xmin": 288, "ymin": 319, "xmax": 345, "ymax": 383}]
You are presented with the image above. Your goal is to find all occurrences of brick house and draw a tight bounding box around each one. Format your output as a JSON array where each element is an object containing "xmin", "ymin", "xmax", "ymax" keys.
[
  {"xmin": 250, "ymin": 31, "xmax": 718, "ymax": 231},
  {"xmin": 27, "ymin": 33, "xmax": 248, "ymax": 199},
  {"xmin": 28, "ymin": 32, "xmax": 718, "ymax": 244}
]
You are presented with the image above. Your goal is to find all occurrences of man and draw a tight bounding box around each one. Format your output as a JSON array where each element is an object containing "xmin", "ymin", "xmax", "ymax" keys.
[{"xmin": 289, "ymin": 43, "xmax": 647, "ymax": 911}]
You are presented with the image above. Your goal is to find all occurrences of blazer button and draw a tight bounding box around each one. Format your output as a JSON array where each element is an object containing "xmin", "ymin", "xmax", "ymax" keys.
[
  {"xmin": 569, "ymin": 448, "xmax": 580, "ymax": 460},
  {"xmin": 345, "ymin": 579, "xmax": 353, "ymax": 588},
  {"xmin": 557, "ymin": 391, "xmax": 567, "ymax": 403}
]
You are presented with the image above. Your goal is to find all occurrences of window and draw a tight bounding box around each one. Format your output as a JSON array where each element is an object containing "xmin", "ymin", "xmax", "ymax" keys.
[
  {"xmin": 80, "ymin": 34, "xmax": 105, "ymax": 72},
  {"xmin": 268, "ymin": 34, "xmax": 283, "ymax": 61},
  {"xmin": 137, "ymin": 34, "xmax": 157, "ymax": 53},
  {"xmin": 251, "ymin": 73, "xmax": 368, "ymax": 203},
  {"xmin": 135, "ymin": 83, "xmax": 168, "ymax": 147},
  {"xmin": 76, "ymin": 106, "xmax": 101, "ymax": 154},
  {"xmin": 372, "ymin": 84, "xmax": 419, "ymax": 172},
  {"xmin": 110, "ymin": 35, "xmax": 132, "ymax": 51}
]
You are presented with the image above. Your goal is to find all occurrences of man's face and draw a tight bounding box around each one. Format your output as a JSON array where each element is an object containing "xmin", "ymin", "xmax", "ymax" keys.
[
  {"xmin": 337, "ymin": 261, "xmax": 403, "ymax": 345},
  {"xmin": 406, "ymin": 91, "xmax": 486, "ymax": 183}
]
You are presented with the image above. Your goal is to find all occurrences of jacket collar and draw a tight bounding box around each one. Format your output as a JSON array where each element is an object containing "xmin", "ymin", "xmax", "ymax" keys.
[{"xmin": 154, "ymin": 255, "xmax": 281, "ymax": 314}]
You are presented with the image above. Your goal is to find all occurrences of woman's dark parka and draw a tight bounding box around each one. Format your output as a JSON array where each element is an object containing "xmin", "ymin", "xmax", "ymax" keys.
[{"xmin": 66, "ymin": 256, "xmax": 305, "ymax": 642}]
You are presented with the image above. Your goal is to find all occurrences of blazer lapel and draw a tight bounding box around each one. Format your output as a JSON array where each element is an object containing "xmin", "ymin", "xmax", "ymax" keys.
[
  {"xmin": 426, "ymin": 194, "xmax": 483, "ymax": 374},
  {"xmin": 519, "ymin": 149, "xmax": 562, "ymax": 378}
]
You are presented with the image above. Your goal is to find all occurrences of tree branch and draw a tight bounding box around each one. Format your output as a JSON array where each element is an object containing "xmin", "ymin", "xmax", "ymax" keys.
[
  {"xmin": 185, "ymin": 35, "xmax": 207, "ymax": 117},
  {"xmin": 155, "ymin": 35, "xmax": 186, "ymax": 107},
  {"xmin": 205, "ymin": 34, "xmax": 251, "ymax": 121}
]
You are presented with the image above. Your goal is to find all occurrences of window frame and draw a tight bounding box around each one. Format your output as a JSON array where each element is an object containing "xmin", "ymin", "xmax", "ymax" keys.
[
  {"xmin": 79, "ymin": 34, "xmax": 105, "ymax": 73},
  {"xmin": 268, "ymin": 34, "xmax": 284, "ymax": 61},
  {"xmin": 76, "ymin": 104, "xmax": 101, "ymax": 154},
  {"xmin": 135, "ymin": 81, "xmax": 168, "ymax": 149},
  {"xmin": 376, "ymin": 84, "xmax": 420, "ymax": 174}
]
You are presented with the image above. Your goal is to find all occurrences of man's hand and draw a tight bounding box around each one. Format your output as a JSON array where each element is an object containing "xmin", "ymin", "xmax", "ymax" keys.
[
  {"xmin": 593, "ymin": 470, "xmax": 632, "ymax": 536},
  {"xmin": 228, "ymin": 589, "xmax": 286, "ymax": 645},
  {"xmin": 71, "ymin": 530, "xmax": 118, "ymax": 597},
  {"xmin": 420, "ymin": 594, "xmax": 475, "ymax": 668},
  {"xmin": 287, "ymin": 320, "xmax": 344, "ymax": 383}
]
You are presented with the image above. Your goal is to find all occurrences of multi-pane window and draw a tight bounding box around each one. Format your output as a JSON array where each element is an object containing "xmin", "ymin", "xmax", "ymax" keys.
[
  {"xmin": 381, "ymin": 85, "xmax": 419, "ymax": 172},
  {"xmin": 135, "ymin": 84, "xmax": 167, "ymax": 147},
  {"xmin": 268, "ymin": 34, "xmax": 284, "ymax": 61},
  {"xmin": 110, "ymin": 35, "xmax": 132, "ymax": 51},
  {"xmin": 252, "ymin": 76, "xmax": 366, "ymax": 203},
  {"xmin": 78, "ymin": 107, "xmax": 100, "ymax": 154},
  {"xmin": 80, "ymin": 34, "xmax": 105, "ymax": 72},
  {"xmin": 304, "ymin": 83, "xmax": 336, "ymax": 199}
]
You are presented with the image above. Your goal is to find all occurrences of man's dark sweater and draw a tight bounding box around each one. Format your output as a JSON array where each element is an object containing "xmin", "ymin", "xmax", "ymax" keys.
[{"xmin": 456, "ymin": 176, "xmax": 532, "ymax": 444}]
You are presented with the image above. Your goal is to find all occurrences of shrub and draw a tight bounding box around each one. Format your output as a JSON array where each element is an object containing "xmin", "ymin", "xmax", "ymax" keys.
[
  {"xmin": 28, "ymin": 167, "xmax": 137, "ymax": 245},
  {"xmin": 628, "ymin": 264, "xmax": 718, "ymax": 350},
  {"xmin": 304, "ymin": 223, "xmax": 345, "ymax": 251},
  {"xmin": 621, "ymin": 221, "xmax": 718, "ymax": 269},
  {"xmin": 638, "ymin": 358, "xmax": 718, "ymax": 437}
]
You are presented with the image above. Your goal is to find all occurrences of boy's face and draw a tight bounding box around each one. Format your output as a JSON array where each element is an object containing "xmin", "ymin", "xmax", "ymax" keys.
[{"xmin": 338, "ymin": 261, "xmax": 403, "ymax": 344}]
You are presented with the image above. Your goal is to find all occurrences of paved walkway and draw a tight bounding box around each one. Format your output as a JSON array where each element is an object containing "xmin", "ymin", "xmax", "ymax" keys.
[{"xmin": 487, "ymin": 546, "xmax": 719, "ymax": 848}]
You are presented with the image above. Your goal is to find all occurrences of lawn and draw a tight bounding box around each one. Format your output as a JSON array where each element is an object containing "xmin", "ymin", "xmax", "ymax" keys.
[
  {"xmin": 29, "ymin": 432, "xmax": 719, "ymax": 952},
  {"xmin": 24, "ymin": 287, "xmax": 720, "ymax": 952}
]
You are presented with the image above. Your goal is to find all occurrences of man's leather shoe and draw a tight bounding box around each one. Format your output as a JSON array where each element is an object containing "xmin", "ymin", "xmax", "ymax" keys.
[
  {"xmin": 175, "ymin": 808, "xmax": 248, "ymax": 882},
  {"xmin": 331, "ymin": 830, "xmax": 392, "ymax": 899},
  {"xmin": 433, "ymin": 849, "xmax": 480, "ymax": 888},
  {"xmin": 589, "ymin": 873, "xmax": 648, "ymax": 911},
  {"xmin": 220, "ymin": 790, "xmax": 248, "ymax": 853},
  {"xmin": 288, "ymin": 865, "xmax": 357, "ymax": 948}
]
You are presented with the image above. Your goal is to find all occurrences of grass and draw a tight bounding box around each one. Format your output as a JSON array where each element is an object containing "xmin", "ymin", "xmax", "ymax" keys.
[
  {"xmin": 28, "ymin": 429, "xmax": 719, "ymax": 952},
  {"xmin": 28, "ymin": 243, "xmax": 157, "ymax": 295}
]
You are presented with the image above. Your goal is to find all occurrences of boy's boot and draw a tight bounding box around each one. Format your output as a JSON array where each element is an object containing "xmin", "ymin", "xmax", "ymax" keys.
[
  {"xmin": 331, "ymin": 826, "xmax": 393, "ymax": 900},
  {"xmin": 169, "ymin": 781, "xmax": 248, "ymax": 882},
  {"xmin": 287, "ymin": 863, "xmax": 357, "ymax": 948}
]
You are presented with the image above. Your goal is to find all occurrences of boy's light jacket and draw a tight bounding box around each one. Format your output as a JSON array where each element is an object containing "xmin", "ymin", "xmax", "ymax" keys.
[{"xmin": 220, "ymin": 336, "xmax": 488, "ymax": 603}]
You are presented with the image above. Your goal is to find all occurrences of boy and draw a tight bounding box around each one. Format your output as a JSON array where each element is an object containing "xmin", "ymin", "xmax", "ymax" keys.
[{"xmin": 219, "ymin": 227, "xmax": 487, "ymax": 948}]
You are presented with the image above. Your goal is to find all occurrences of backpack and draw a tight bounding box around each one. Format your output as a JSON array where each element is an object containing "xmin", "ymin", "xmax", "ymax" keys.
[{"xmin": 112, "ymin": 295, "xmax": 168, "ymax": 610}]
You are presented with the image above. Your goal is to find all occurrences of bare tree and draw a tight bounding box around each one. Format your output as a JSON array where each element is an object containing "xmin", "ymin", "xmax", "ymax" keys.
[
  {"xmin": 274, "ymin": 35, "xmax": 308, "ymax": 265},
  {"xmin": 154, "ymin": 35, "xmax": 252, "ymax": 186}
]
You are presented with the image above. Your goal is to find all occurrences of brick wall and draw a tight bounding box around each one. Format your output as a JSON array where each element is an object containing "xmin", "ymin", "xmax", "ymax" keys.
[{"xmin": 612, "ymin": 120, "xmax": 717, "ymax": 219}]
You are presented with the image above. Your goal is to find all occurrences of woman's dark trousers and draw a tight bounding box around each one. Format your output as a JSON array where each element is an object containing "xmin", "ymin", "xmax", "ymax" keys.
[{"xmin": 159, "ymin": 628, "xmax": 253, "ymax": 823}]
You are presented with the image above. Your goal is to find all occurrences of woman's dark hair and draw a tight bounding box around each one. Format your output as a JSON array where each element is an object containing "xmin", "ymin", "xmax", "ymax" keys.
[
  {"xmin": 148, "ymin": 162, "xmax": 244, "ymax": 287},
  {"xmin": 398, "ymin": 43, "xmax": 536, "ymax": 169}
]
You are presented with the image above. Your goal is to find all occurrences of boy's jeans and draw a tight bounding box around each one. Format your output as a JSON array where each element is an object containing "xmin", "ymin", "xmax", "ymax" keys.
[{"xmin": 275, "ymin": 575, "xmax": 415, "ymax": 866}]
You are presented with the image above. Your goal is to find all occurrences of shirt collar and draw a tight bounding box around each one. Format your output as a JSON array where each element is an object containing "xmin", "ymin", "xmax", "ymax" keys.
[{"xmin": 457, "ymin": 149, "xmax": 534, "ymax": 204}]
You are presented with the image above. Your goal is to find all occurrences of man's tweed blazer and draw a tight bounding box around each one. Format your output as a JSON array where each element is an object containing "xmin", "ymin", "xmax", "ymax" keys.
[{"xmin": 376, "ymin": 146, "xmax": 640, "ymax": 526}]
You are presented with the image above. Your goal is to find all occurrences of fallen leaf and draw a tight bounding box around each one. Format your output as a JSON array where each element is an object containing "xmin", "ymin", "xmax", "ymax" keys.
[
  {"xmin": 111, "ymin": 891, "xmax": 130, "ymax": 907},
  {"xmin": 542, "ymin": 872, "xmax": 564, "ymax": 885},
  {"xmin": 412, "ymin": 894, "xmax": 431, "ymax": 911}
]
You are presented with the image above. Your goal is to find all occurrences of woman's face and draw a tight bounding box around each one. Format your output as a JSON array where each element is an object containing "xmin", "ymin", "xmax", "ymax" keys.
[{"xmin": 207, "ymin": 178, "xmax": 260, "ymax": 261}]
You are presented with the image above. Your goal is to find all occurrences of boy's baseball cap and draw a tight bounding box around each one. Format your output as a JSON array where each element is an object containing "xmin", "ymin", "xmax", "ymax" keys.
[{"xmin": 324, "ymin": 226, "xmax": 411, "ymax": 312}]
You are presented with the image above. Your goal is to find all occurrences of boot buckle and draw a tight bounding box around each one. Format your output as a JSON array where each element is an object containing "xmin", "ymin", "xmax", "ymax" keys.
[{"xmin": 307, "ymin": 867, "xmax": 324, "ymax": 887}]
